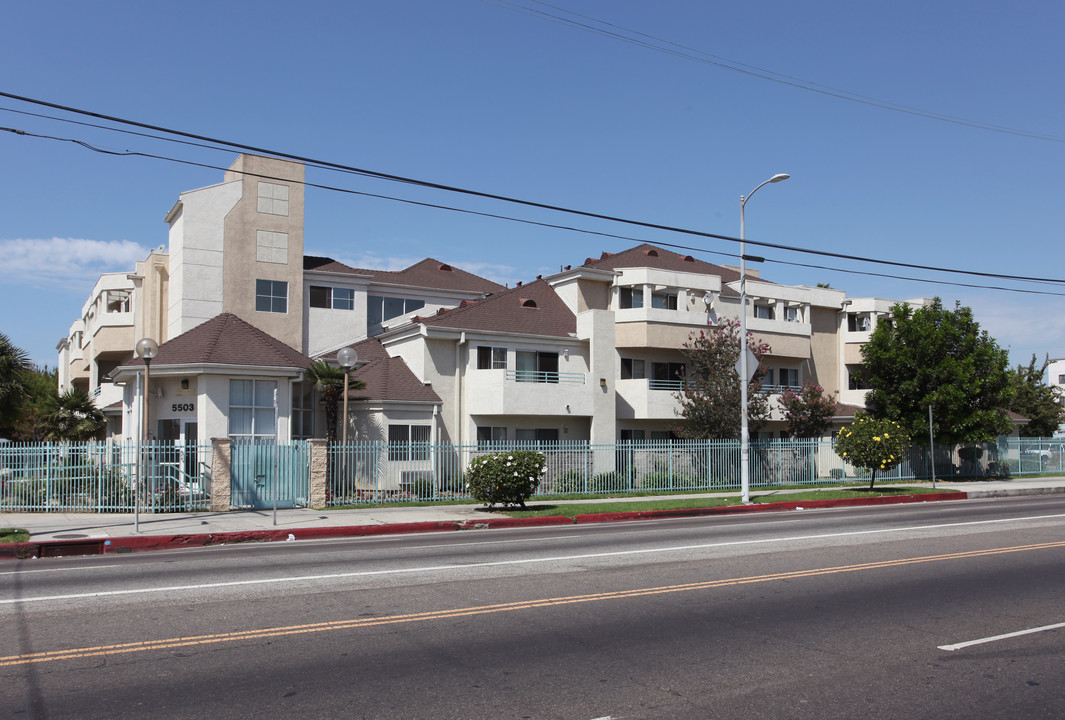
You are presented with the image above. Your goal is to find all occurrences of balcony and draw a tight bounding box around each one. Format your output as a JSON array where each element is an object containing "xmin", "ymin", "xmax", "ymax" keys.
[
  {"xmin": 467, "ymin": 369, "xmax": 593, "ymax": 416},
  {"xmin": 616, "ymin": 378, "xmax": 684, "ymax": 420}
]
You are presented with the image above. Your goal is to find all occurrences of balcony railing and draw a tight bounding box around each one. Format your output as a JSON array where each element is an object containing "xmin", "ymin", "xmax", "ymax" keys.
[
  {"xmin": 648, "ymin": 379, "xmax": 686, "ymax": 392},
  {"xmin": 759, "ymin": 384, "xmax": 802, "ymax": 394},
  {"xmin": 505, "ymin": 370, "xmax": 586, "ymax": 384}
]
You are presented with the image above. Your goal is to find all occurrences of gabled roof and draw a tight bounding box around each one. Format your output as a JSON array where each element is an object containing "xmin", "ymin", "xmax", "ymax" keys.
[
  {"xmin": 348, "ymin": 356, "xmax": 441, "ymax": 404},
  {"xmin": 117, "ymin": 313, "xmax": 311, "ymax": 370},
  {"xmin": 580, "ymin": 243, "xmax": 755, "ymax": 297},
  {"xmin": 304, "ymin": 256, "xmax": 505, "ymax": 294},
  {"xmin": 413, "ymin": 278, "xmax": 576, "ymax": 338},
  {"xmin": 316, "ymin": 336, "xmax": 392, "ymax": 365}
]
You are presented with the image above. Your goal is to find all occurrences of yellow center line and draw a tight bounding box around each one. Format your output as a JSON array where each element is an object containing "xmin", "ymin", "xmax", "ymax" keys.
[{"xmin": 4, "ymin": 540, "xmax": 1063, "ymax": 668}]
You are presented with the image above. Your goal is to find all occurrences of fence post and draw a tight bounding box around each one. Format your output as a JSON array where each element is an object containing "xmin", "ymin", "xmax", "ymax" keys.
[
  {"xmin": 210, "ymin": 438, "xmax": 232, "ymax": 512},
  {"xmin": 308, "ymin": 439, "xmax": 328, "ymax": 509}
]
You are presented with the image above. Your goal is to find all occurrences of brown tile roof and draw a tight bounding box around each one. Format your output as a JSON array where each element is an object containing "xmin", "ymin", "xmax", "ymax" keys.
[
  {"xmin": 580, "ymin": 243, "xmax": 761, "ymax": 297},
  {"xmin": 414, "ymin": 278, "xmax": 576, "ymax": 337},
  {"xmin": 316, "ymin": 337, "xmax": 391, "ymax": 365},
  {"xmin": 304, "ymin": 256, "xmax": 505, "ymax": 294},
  {"xmin": 348, "ymin": 356, "xmax": 441, "ymax": 404},
  {"xmin": 118, "ymin": 313, "xmax": 311, "ymax": 370}
]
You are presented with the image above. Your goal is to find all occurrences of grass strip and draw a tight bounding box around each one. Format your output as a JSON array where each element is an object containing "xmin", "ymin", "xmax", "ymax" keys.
[
  {"xmin": 497, "ymin": 487, "xmax": 958, "ymax": 519},
  {"xmin": 0, "ymin": 528, "xmax": 30, "ymax": 544}
]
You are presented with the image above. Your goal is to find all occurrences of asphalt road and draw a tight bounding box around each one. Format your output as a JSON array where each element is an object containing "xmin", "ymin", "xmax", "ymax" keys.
[{"xmin": 2, "ymin": 496, "xmax": 1064, "ymax": 719}]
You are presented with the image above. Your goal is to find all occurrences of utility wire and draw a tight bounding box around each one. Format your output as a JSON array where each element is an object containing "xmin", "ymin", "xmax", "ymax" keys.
[
  {"xmin": 485, "ymin": 0, "xmax": 1065, "ymax": 144},
  {"xmin": 6, "ymin": 125, "xmax": 1065, "ymax": 299},
  {"xmin": 5, "ymin": 118, "xmax": 1065, "ymax": 300},
  {"xmin": 3, "ymin": 91, "xmax": 1063, "ymax": 290}
]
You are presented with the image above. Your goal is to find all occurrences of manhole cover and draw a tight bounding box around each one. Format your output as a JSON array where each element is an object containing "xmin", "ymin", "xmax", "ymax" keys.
[{"xmin": 52, "ymin": 534, "xmax": 89, "ymax": 539}]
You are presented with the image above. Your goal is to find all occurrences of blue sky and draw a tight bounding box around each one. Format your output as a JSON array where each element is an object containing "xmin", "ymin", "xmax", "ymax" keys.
[{"xmin": 2, "ymin": 1, "xmax": 1063, "ymax": 369}]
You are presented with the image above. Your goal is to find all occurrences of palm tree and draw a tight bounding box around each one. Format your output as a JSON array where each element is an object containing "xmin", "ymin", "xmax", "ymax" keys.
[
  {"xmin": 43, "ymin": 389, "xmax": 105, "ymax": 442},
  {"xmin": 0, "ymin": 332, "xmax": 31, "ymax": 433},
  {"xmin": 305, "ymin": 359, "xmax": 366, "ymax": 445}
]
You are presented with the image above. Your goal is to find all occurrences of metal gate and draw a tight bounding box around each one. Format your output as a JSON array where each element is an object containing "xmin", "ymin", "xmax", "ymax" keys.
[{"xmin": 230, "ymin": 440, "xmax": 310, "ymax": 509}]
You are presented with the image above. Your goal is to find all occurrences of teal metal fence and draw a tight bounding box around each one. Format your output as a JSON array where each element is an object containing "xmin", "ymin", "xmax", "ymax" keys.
[
  {"xmin": 0, "ymin": 440, "xmax": 212, "ymax": 513},
  {"xmin": 229, "ymin": 440, "xmax": 310, "ymax": 510}
]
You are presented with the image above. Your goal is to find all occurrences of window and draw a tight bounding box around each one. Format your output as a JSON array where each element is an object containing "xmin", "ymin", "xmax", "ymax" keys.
[
  {"xmin": 255, "ymin": 279, "xmax": 288, "ymax": 313},
  {"xmin": 256, "ymin": 230, "xmax": 289, "ymax": 264},
  {"xmin": 1058, "ymin": 374, "xmax": 1065, "ymax": 384},
  {"xmin": 754, "ymin": 304, "xmax": 775, "ymax": 320},
  {"xmin": 651, "ymin": 362, "xmax": 685, "ymax": 383},
  {"xmin": 783, "ymin": 306, "xmax": 800, "ymax": 322},
  {"xmin": 515, "ymin": 428, "xmax": 559, "ymax": 445},
  {"xmin": 367, "ymin": 295, "xmax": 425, "ymax": 326},
  {"xmin": 292, "ymin": 381, "xmax": 314, "ymax": 440},
  {"xmin": 651, "ymin": 292, "xmax": 678, "ymax": 310},
  {"xmin": 515, "ymin": 351, "xmax": 559, "ymax": 383},
  {"xmin": 779, "ymin": 368, "xmax": 800, "ymax": 388},
  {"xmin": 477, "ymin": 426, "xmax": 507, "ymax": 446},
  {"xmin": 257, "ymin": 182, "xmax": 290, "ymax": 216},
  {"xmin": 848, "ymin": 313, "xmax": 871, "ymax": 332},
  {"xmin": 106, "ymin": 290, "xmax": 131, "ymax": 313},
  {"xmin": 477, "ymin": 346, "xmax": 507, "ymax": 370},
  {"xmin": 229, "ymin": 379, "xmax": 278, "ymax": 439},
  {"xmin": 763, "ymin": 369, "xmax": 774, "ymax": 386},
  {"xmin": 388, "ymin": 425, "xmax": 431, "ymax": 461},
  {"xmin": 621, "ymin": 358, "xmax": 646, "ymax": 380},
  {"xmin": 847, "ymin": 365, "xmax": 871, "ymax": 390},
  {"xmin": 619, "ymin": 287, "xmax": 644, "ymax": 309},
  {"xmin": 309, "ymin": 286, "xmax": 355, "ymax": 310}
]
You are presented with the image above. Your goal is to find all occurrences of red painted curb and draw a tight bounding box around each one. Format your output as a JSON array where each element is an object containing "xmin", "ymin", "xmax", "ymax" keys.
[{"xmin": 0, "ymin": 492, "xmax": 968, "ymax": 559}]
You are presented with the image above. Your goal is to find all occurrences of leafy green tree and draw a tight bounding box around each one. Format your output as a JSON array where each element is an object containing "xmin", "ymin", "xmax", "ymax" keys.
[
  {"xmin": 1007, "ymin": 354, "xmax": 1065, "ymax": 437},
  {"xmin": 10, "ymin": 365, "xmax": 60, "ymax": 441},
  {"xmin": 43, "ymin": 388, "xmax": 105, "ymax": 441},
  {"xmin": 861, "ymin": 298, "xmax": 1012, "ymax": 444},
  {"xmin": 834, "ymin": 413, "xmax": 910, "ymax": 489},
  {"xmin": 306, "ymin": 359, "xmax": 366, "ymax": 445},
  {"xmin": 778, "ymin": 382, "xmax": 837, "ymax": 438},
  {"xmin": 0, "ymin": 332, "xmax": 32, "ymax": 435},
  {"xmin": 677, "ymin": 319, "xmax": 771, "ymax": 440}
]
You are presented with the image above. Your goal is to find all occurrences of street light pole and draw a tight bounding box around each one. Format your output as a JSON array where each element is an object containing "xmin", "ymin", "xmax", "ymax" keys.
[
  {"xmin": 134, "ymin": 337, "xmax": 159, "ymax": 533},
  {"xmin": 336, "ymin": 347, "xmax": 358, "ymax": 492},
  {"xmin": 739, "ymin": 173, "xmax": 789, "ymax": 503}
]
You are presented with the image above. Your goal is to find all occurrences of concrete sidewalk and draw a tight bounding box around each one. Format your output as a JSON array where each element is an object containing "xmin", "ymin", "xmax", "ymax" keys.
[{"xmin": 2, "ymin": 476, "xmax": 1063, "ymax": 557}]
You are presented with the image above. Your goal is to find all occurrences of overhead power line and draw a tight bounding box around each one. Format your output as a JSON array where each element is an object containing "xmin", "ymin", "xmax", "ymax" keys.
[
  {"xmin": 485, "ymin": 0, "xmax": 1065, "ymax": 144},
  {"xmin": 3, "ymin": 91, "xmax": 1065, "ymax": 293}
]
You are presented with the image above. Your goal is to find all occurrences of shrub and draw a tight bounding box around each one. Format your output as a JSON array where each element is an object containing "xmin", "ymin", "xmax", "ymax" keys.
[
  {"xmin": 834, "ymin": 413, "xmax": 910, "ymax": 489},
  {"xmin": 412, "ymin": 477, "xmax": 435, "ymax": 499},
  {"xmin": 552, "ymin": 470, "xmax": 586, "ymax": 494},
  {"xmin": 466, "ymin": 451, "xmax": 545, "ymax": 508}
]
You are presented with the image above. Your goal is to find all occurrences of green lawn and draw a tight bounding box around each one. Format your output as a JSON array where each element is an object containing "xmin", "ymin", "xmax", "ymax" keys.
[
  {"xmin": 497, "ymin": 486, "xmax": 957, "ymax": 519},
  {"xmin": 0, "ymin": 528, "xmax": 30, "ymax": 543}
]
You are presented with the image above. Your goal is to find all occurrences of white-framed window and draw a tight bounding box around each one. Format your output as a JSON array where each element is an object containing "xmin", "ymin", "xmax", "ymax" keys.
[
  {"xmin": 651, "ymin": 292, "xmax": 678, "ymax": 310},
  {"xmin": 257, "ymin": 182, "xmax": 290, "ymax": 216},
  {"xmin": 309, "ymin": 286, "xmax": 355, "ymax": 310},
  {"xmin": 367, "ymin": 295, "xmax": 426, "ymax": 326},
  {"xmin": 292, "ymin": 381, "xmax": 314, "ymax": 440},
  {"xmin": 477, "ymin": 346, "xmax": 507, "ymax": 370},
  {"xmin": 515, "ymin": 351, "xmax": 559, "ymax": 383},
  {"xmin": 255, "ymin": 279, "xmax": 288, "ymax": 313},
  {"xmin": 848, "ymin": 313, "xmax": 871, "ymax": 332},
  {"xmin": 619, "ymin": 287, "xmax": 644, "ymax": 309},
  {"xmin": 779, "ymin": 368, "xmax": 800, "ymax": 388},
  {"xmin": 256, "ymin": 230, "xmax": 289, "ymax": 264},
  {"xmin": 229, "ymin": 379, "xmax": 277, "ymax": 439},
  {"xmin": 477, "ymin": 426, "xmax": 507, "ymax": 446},
  {"xmin": 621, "ymin": 358, "xmax": 646, "ymax": 380},
  {"xmin": 388, "ymin": 425, "xmax": 431, "ymax": 461},
  {"xmin": 754, "ymin": 304, "xmax": 774, "ymax": 320},
  {"xmin": 783, "ymin": 306, "xmax": 800, "ymax": 322}
]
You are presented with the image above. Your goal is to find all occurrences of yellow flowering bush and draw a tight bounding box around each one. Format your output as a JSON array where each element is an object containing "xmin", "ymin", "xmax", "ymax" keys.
[{"xmin": 834, "ymin": 413, "xmax": 910, "ymax": 489}]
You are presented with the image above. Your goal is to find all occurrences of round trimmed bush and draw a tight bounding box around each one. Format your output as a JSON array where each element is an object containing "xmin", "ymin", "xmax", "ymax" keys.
[{"xmin": 466, "ymin": 450, "xmax": 546, "ymax": 508}]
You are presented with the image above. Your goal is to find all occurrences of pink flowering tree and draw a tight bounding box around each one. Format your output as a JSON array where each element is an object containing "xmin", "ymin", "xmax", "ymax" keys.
[
  {"xmin": 778, "ymin": 382, "xmax": 837, "ymax": 438},
  {"xmin": 676, "ymin": 319, "xmax": 772, "ymax": 440}
]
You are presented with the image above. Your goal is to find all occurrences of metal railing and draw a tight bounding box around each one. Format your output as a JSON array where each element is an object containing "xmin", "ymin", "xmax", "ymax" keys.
[
  {"xmin": 505, "ymin": 370, "xmax": 586, "ymax": 384},
  {"xmin": 0, "ymin": 440, "xmax": 212, "ymax": 513}
]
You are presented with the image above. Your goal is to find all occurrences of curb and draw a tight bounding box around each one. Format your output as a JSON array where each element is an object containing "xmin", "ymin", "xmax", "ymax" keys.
[{"xmin": 0, "ymin": 491, "xmax": 968, "ymax": 559}]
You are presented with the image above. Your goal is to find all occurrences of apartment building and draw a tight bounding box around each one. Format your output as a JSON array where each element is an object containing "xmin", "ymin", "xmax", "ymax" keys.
[{"xmin": 58, "ymin": 153, "xmax": 925, "ymax": 451}]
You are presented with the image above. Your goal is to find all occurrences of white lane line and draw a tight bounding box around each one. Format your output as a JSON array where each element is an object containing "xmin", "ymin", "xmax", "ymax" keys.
[
  {"xmin": 4, "ymin": 512, "xmax": 1065, "ymax": 606},
  {"xmin": 939, "ymin": 622, "xmax": 1065, "ymax": 651},
  {"xmin": 406, "ymin": 534, "xmax": 583, "ymax": 549},
  {"xmin": 0, "ymin": 565, "xmax": 122, "ymax": 576}
]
